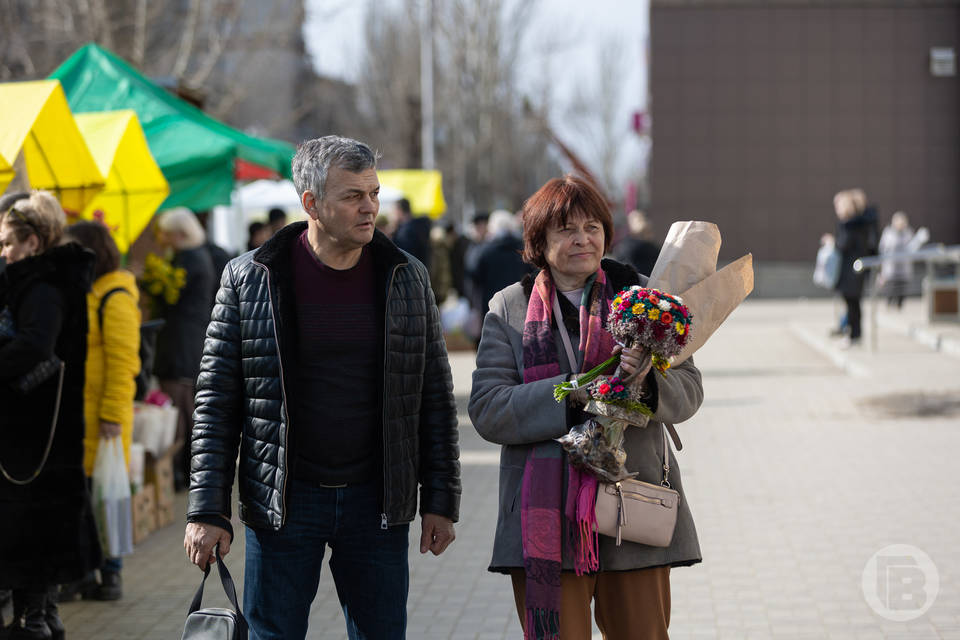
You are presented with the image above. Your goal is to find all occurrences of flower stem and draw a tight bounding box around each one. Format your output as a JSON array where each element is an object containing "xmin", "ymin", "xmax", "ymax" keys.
[{"xmin": 553, "ymin": 354, "xmax": 621, "ymax": 402}]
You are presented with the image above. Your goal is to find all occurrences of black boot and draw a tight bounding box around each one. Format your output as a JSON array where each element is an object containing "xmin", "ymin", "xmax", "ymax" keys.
[
  {"xmin": 8, "ymin": 590, "xmax": 51, "ymax": 640},
  {"xmin": 94, "ymin": 571, "xmax": 122, "ymax": 602},
  {"xmin": 43, "ymin": 588, "xmax": 63, "ymax": 640},
  {"xmin": 55, "ymin": 572, "xmax": 97, "ymax": 603}
]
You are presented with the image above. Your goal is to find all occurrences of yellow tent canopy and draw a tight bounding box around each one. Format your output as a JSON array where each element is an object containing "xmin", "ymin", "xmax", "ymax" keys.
[
  {"xmin": 75, "ymin": 110, "xmax": 169, "ymax": 253},
  {"xmin": 0, "ymin": 79, "xmax": 104, "ymax": 213},
  {"xmin": 0, "ymin": 151, "xmax": 12, "ymax": 195},
  {"xmin": 377, "ymin": 169, "xmax": 447, "ymax": 219}
]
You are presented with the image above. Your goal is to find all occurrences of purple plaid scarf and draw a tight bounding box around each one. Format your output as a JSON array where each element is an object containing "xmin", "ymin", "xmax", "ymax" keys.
[{"xmin": 520, "ymin": 267, "xmax": 615, "ymax": 639}]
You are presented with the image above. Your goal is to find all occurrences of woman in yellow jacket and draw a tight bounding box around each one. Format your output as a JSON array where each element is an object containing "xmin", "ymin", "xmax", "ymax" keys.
[{"xmin": 64, "ymin": 221, "xmax": 140, "ymax": 602}]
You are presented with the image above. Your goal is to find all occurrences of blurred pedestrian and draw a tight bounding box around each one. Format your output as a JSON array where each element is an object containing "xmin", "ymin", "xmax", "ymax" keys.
[
  {"xmin": 430, "ymin": 223, "xmax": 452, "ymax": 305},
  {"xmin": 392, "ymin": 198, "xmax": 432, "ymax": 270},
  {"xmin": 153, "ymin": 208, "xmax": 215, "ymax": 491},
  {"xmin": 60, "ymin": 221, "xmax": 140, "ymax": 602},
  {"xmin": 183, "ymin": 135, "xmax": 460, "ymax": 639},
  {"xmin": 195, "ymin": 210, "xmax": 233, "ymax": 292},
  {"xmin": 247, "ymin": 221, "xmax": 270, "ymax": 252},
  {"xmin": 469, "ymin": 209, "xmax": 534, "ymax": 316},
  {"xmin": 268, "ymin": 207, "xmax": 288, "ymax": 235},
  {"xmin": 833, "ymin": 189, "xmax": 879, "ymax": 347},
  {"xmin": 445, "ymin": 220, "xmax": 471, "ymax": 298},
  {"xmin": 613, "ymin": 209, "xmax": 660, "ymax": 276},
  {"xmin": 878, "ymin": 211, "xmax": 915, "ymax": 309},
  {"xmin": 1, "ymin": 191, "xmax": 102, "ymax": 640},
  {"xmin": 469, "ymin": 175, "xmax": 703, "ymax": 639}
]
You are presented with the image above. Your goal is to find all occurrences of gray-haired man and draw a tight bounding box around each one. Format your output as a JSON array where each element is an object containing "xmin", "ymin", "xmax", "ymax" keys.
[{"xmin": 183, "ymin": 135, "xmax": 461, "ymax": 639}]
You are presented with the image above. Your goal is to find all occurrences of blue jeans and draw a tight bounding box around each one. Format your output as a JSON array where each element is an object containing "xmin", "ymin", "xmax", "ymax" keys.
[{"xmin": 243, "ymin": 479, "xmax": 410, "ymax": 640}]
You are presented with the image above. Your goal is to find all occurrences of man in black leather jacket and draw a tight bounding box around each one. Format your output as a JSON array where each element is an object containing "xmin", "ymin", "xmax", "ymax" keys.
[{"xmin": 183, "ymin": 136, "xmax": 461, "ymax": 640}]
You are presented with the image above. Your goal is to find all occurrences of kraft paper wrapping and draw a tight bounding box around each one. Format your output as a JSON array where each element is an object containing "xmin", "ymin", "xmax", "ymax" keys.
[{"xmin": 646, "ymin": 221, "xmax": 754, "ymax": 366}]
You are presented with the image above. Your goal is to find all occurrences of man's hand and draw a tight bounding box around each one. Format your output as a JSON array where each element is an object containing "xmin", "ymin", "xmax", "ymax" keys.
[
  {"xmin": 99, "ymin": 420, "xmax": 121, "ymax": 439},
  {"xmin": 184, "ymin": 521, "xmax": 231, "ymax": 570},
  {"xmin": 419, "ymin": 513, "xmax": 455, "ymax": 556}
]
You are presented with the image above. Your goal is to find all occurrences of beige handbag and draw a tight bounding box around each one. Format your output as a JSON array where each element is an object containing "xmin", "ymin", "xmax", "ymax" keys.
[{"xmin": 594, "ymin": 426, "xmax": 679, "ymax": 547}]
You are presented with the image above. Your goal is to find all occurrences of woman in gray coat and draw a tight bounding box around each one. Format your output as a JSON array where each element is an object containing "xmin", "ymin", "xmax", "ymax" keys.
[{"xmin": 468, "ymin": 175, "xmax": 704, "ymax": 640}]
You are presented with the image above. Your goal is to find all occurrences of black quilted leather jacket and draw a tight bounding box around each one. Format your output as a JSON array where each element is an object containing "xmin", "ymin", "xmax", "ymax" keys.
[{"xmin": 187, "ymin": 223, "xmax": 460, "ymax": 534}]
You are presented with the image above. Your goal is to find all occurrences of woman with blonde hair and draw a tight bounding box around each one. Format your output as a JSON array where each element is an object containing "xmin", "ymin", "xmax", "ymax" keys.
[
  {"xmin": 153, "ymin": 208, "xmax": 215, "ymax": 491},
  {"xmin": 0, "ymin": 191, "xmax": 101, "ymax": 640}
]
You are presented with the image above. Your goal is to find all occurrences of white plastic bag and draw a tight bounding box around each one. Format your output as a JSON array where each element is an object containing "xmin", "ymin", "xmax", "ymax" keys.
[
  {"xmin": 92, "ymin": 437, "xmax": 134, "ymax": 556},
  {"xmin": 813, "ymin": 242, "xmax": 840, "ymax": 290}
]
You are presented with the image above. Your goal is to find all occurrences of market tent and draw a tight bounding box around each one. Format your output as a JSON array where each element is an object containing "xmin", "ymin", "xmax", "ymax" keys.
[
  {"xmin": 0, "ymin": 79, "xmax": 105, "ymax": 214},
  {"xmin": 75, "ymin": 110, "xmax": 169, "ymax": 253},
  {"xmin": 377, "ymin": 169, "xmax": 447, "ymax": 219},
  {"xmin": 0, "ymin": 152, "xmax": 12, "ymax": 195},
  {"xmin": 50, "ymin": 43, "xmax": 295, "ymax": 212}
]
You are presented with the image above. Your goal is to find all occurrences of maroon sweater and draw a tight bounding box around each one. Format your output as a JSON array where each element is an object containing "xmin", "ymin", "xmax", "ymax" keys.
[{"xmin": 291, "ymin": 231, "xmax": 381, "ymax": 485}]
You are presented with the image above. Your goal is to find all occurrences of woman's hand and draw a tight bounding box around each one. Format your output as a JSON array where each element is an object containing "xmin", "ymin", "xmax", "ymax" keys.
[
  {"xmin": 99, "ymin": 420, "xmax": 121, "ymax": 439},
  {"xmin": 613, "ymin": 345, "xmax": 652, "ymax": 384}
]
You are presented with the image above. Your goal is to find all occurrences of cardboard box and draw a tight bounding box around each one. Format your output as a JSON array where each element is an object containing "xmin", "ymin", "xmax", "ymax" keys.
[
  {"xmin": 145, "ymin": 440, "xmax": 182, "ymax": 530},
  {"xmin": 132, "ymin": 483, "xmax": 156, "ymax": 545}
]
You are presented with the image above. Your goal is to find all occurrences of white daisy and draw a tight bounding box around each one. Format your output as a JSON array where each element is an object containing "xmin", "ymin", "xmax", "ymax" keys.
[{"xmin": 658, "ymin": 300, "xmax": 672, "ymax": 311}]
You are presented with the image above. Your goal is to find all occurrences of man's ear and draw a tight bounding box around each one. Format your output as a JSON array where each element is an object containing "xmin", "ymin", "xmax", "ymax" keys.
[{"xmin": 302, "ymin": 190, "xmax": 319, "ymax": 220}]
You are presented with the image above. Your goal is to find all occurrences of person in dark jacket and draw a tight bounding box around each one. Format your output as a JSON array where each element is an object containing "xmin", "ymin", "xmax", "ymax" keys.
[
  {"xmin": 0, "ymin": 191, "xmax": 102, "ymax": 640},
  {"xmin": 392, "ymin": 197, "xmax": 432, "ymax": 270},
  {"xmin": 153, "ymin": 207, "xmax": 215, "ymax": 491},
  {"xmin": 469, "ymin": 209, "xmax": 535, "ymax": 314},
  {"xmin": 833, "ymin": 189, "xmax": 879, "ymax": 347},
  {"xmin": 183, "ymin": 136, "xmax": 461, "ymax": 640},
  {"xmin": 613, "ymin": 209, "xmax": 660, "ymax": 276}
]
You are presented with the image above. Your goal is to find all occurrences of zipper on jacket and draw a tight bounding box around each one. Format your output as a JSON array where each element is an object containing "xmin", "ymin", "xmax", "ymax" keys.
[
  {"xmin": 380, "ymin": 261, "xmax": 404, "ymax": 528},
  {"xmin": 253, "ymin": 259, "xmax": 291, "ymax": 527}
]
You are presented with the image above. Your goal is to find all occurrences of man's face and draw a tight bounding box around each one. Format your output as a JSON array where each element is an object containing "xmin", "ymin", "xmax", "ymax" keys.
[{"xmin": 311, "ymin": 167, "xmax": 380, "ymax": 250}]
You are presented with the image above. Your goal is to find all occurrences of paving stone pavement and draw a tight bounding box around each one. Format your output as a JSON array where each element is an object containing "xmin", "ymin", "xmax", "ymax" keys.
[{"xmin": 54, "ymin": 298, "xmax": 959, "ymax": 639}]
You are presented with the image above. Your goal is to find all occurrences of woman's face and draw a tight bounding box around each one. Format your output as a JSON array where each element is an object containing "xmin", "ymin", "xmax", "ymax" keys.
[
  {"xmin": 0, "ymin": 220, "xmax": 38, "ymax": 264},
  {"xmin": 543, "ymin": 213, "xmax": 605, "ymax": 287}
]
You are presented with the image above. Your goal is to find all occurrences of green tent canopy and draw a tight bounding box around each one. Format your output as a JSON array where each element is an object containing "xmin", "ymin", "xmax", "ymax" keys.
[{"xmin": 50, "ymin": 43, "xmax": 295, "ymax": 211}]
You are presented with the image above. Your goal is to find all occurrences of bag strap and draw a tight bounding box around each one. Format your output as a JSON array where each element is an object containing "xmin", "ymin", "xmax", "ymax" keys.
[
  {"xmin": 0, "ymin": 361, "xmax": 65, "ymax": 485},
  {"xmin": 552, "ymin": 290, "xmax": 580, "ymax": 373},
  {"xmin": 188, "ymin": 545, "xmax": 247, "ymax": 627},
  {"xmin": 98, "ymin": 287, "xmax": 130, "ymax": 331}
]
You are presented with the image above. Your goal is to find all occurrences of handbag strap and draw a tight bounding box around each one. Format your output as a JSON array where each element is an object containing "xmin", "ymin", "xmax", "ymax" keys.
[
  {"xmin": 188, "ymin": 545, "xmax": 246, "ymax": 627},
  {"xmin": 552, "ymin": 290, "xmax": 580, "ymax": 372},
  {"xmin": 0, "ymin": 361, "xmax": 65, "ymax": 485}
]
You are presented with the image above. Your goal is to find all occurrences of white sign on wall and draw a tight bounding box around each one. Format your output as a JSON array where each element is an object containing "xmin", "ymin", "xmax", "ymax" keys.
[{"xmin": 930, "ymin": 47, "xmax": 956, "ymax": 77}]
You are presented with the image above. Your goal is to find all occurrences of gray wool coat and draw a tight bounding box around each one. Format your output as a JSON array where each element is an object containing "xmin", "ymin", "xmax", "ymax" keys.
[{"xmin": 468, "ymin": 267, "xmax": 704, "ymax": 574}]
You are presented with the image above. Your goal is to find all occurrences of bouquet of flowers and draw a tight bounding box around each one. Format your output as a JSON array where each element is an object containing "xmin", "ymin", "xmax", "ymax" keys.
[
  {"xmin": 554, "ymin": 286, "xmax": 692, "ymax": 403},
  {"xmin": 556, "ymin": 287, "xmax": 692, "ymax": 480},
  {"xmin": 139, "ymin": 252, "xmax": 186, "ymax": 317}
]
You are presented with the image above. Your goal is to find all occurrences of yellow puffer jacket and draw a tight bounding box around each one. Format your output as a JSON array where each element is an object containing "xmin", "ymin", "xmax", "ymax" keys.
[{"xmin": 82, "ymin": 270, "xmax": 141, "ymax": 476}]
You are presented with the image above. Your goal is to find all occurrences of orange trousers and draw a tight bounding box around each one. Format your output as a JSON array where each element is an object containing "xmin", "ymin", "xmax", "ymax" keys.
[{"xmin": 510, "ymin": 567, "xmax": 671, "ymax": 640}]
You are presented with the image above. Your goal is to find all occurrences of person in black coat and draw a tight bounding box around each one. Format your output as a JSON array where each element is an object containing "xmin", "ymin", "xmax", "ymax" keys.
[
  {"xmin": 0, "ymin": 191, "xmax": 102, "ymax": 640},
  {"xmin": 833, "ymin": 189, "xmax": 879, "ymax": 346},
  {"xmin": 392, "ymin": 198, "xmax": 432, "ymax": 270},
  {"xmin": 469, "ymin": 210, "xmax": 535, "ymax": 315},
  {"xmin": 153, "ymin": 208, "xmax": 215, "ymax": 491},
  {"xmin": 613, "ymin": 209, "xmax": 661, "ymax": 277}
]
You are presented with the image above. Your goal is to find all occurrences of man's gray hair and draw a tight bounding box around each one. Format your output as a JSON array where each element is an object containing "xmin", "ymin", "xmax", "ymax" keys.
[{"xmin": 292, "ymin": 136, "xmax": 380, "ymax": 201}]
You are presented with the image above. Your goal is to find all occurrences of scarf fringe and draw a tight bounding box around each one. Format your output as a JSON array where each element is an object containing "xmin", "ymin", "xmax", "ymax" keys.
[
  {"xmin": 526, "ymin": 607, "xmax": 560, "ymax": 640},
  {"xmin": 574, "ymin": 516, "xmax": 600, "ymax": 576}
]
